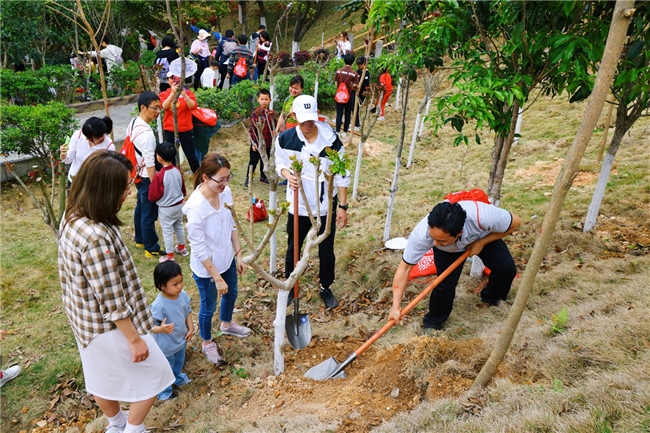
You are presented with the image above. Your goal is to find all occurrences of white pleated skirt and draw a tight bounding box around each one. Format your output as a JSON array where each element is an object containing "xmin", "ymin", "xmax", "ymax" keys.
[{"xmin": 77, "ymin": 330, "xmax": 174, "ymax": 402}]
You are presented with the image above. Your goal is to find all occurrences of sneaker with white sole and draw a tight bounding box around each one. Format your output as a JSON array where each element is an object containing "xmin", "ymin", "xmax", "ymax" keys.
[
  {"xmin": 105, "ymin": 427, "xmax": 125, "ymax": 433},
  {"xmin": 319, "ymin": 287, "xmax": 339, "ymax": 309},
  {"xmin": 158, "ymin": 255, "xmax": 173, "ymax": 263},
  {"xmin": 202, "ymin": 342, "xmax": 224, "ymax": 366},
  {"xmin": 174, "ymin": 246, "xmax": 190, "ymax": 257},
  {"xmin": 378, "ymin": 116, "xmax": 385, "ymax": 121},
  {"xmin": 220, "ymin": 321, "xmax": 251, "ymax": 338},
  {"xmin": 340, "ymin": 131, "xmax": 347, "ymax": 139},
  {"xmin": 0, "ymin": 365, "xmax": 21, "ymax": 387}
]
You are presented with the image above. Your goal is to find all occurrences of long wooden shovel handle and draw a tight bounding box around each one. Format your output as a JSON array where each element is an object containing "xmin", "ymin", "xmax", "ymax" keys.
[
  {"xmin": 293, "ymin": 187, "xmax": 299, "ymax": 298},
  {"xmin": 353, "ymin": 250, "xmax": 471, "ymax": 357}
]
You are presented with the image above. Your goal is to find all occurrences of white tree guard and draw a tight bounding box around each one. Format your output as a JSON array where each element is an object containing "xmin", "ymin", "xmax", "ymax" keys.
[
  {"xmin": 514, "ymin": 107, "xmax": 523, "ymax": 144},
  {"xmin": 292, "ymin": 41, "xmax": 300, "ymax": 57},
  {"xmin": 313, "ymin": 80, "xmax": 319, "ymax": 101},
  {"xmin": 418, "ymin": 98, "xmax": 431, "ymax": 138},
  {"xmin": 584, "ymin": 152, "xmax": 615, "ymax": 232},
  {"xmin": 352, "ymin": 140, "xmax": 365, "ymax": 200},
  {"xmin": 273, "ymin": 290, "xmax": 290, "ymax": 375},
  {"xmin": 406, "ymin": 112, "xmax": 421, "ymax": 168},
  {"xmin": 260, "ymin": 17, "xmax": 267, "ymax": 27},
  {"xmin": 395, "ymin": 78, "xmax": 402, "ymax": 111}
]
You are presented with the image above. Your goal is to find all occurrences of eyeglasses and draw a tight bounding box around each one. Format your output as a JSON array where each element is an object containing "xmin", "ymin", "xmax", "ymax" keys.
[
  {"xmin": 208, "ymin": 173, "xmax": 234, "ymax": 185},
  {"xmin": 146, "ymin": 105, "xmax": 162, "ymax": 112}
]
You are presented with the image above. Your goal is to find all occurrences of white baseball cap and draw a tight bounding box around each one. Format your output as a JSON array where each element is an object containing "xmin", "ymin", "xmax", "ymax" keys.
[{"xmin": 292, "ymin": 95, "xmax": 319, "ymax": 123}]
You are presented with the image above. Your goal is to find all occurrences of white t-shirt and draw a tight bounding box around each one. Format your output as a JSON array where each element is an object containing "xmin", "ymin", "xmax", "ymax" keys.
[
  {"xmin": 183, "ymin": 185, "xmax": 237, "ymax": 277},
  {"xmin": 402, "ymin": 201, "xmax": 513, "ymax": 264},
  {"xmin": 127, "ymin": 117, "xmax": 156, "ymax": 179},
  {"xmin": 337, "ymin": 40, "xmax": 352, "ymax": 58},
  {"xmin": 63, "ymin": 129, "xmax": 115, "ymax": 181},
  {"xmin": 200, "ymin": 68, "xmax": 216, "ymax": 88}
]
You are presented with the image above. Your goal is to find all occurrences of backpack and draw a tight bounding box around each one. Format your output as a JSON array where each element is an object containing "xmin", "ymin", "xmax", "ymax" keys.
[
  {"xmin": 445, "ymin": 188, "xmax": 491, "ymax": 230},
  {"xmin": 444, "ymin": 189, "xmax": 491, "ymax": 205},
  {"xmin": 334, "ymin": 82, "xmax": 350, "ymax": 104},
  {"xmin": 121, "ymin": 119, "xmax": 145, "ymax": 183},
  {"xmin": 155, "ymin": 56, "xmax": 170, "ymax": 82},
  {"xmin": 222, "ymin": 39, "xmax": 237, "ymax": 57},
  {"xmin": 233, "ymin": 56, "xmax": 248, "ymax": 78}
]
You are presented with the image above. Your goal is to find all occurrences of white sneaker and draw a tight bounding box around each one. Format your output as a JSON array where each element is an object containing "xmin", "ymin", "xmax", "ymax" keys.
[
  {"xmin": 158, "ymin": 255, "xmax": 173, "ymax": 263},
  {"xmin": 0, "ymin": 365, "xmax": 21, "ymax": 387},
  {"xmin": 174, "ymin": 245, "xmax": 190, "ymax": 257},
  {"xmin": 378, "ymin": 116, "xmax": 385, "ymax": 121},
  {"xmin": 340, "ymin": 131, "xmax": 347, "ymax": 139},
  {"xmin": 105, "ymin": 427, "xmax": 125, "ymax": 433},
  {"xmin": 220, "ymin": 321, "xmax": 251, "ymax": 338},
  {"xmin": 202, "ymin": 342, "xmax": 224, "ymax": 366}
]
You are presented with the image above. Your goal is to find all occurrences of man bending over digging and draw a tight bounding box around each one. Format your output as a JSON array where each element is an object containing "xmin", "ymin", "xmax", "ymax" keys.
[{"xmin": 389, "ymin": 194, "xmax": 521, "ymax": 333}]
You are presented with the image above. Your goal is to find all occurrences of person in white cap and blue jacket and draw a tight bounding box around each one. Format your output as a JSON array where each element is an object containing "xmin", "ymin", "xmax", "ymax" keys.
[{"xmin": 275, "ymin": 95, "xmax": 350, "ymax": 309}]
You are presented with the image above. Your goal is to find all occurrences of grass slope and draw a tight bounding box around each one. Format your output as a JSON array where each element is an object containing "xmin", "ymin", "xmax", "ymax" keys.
[{"xmin": 2, "ymin": 76, "xmax": 650, "ymax": 432}]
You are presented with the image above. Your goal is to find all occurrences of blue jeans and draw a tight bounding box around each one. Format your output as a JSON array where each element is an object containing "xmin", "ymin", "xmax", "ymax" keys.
[
  {"xmin": 134, "ymin": 177, "xmax": 160, "ymax": 253},
  {"xmin": 193, "ymin": 260, "xmax": 239, "ymax": 341},
  {"xmin": 231, "ymin": 74, "xmax": 250, "ymax": 86},
  {"xmin": 195, "ymin": 148, "xmax": 206, "ymax": 164},
  {"xmin": 158, "ymin": 345, "xmax": 190, "ymax": 400}
]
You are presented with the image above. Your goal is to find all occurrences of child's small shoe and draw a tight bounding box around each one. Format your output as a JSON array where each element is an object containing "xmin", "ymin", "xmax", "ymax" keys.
[
  {"xmin": 174, "ymin": 245, "xmax": 190, "ymax": 257},
  {"xmin": 220, "ymin": 321, "xmax": 251, "ymax": 338},
  {"xmin": 159, "ymin": 255, "xmax": 174, "ymax": 263}
]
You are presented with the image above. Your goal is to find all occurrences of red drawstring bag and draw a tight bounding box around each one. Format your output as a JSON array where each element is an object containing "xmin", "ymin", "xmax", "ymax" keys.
[
  {"xmin": 408, "ymin": 249, "xmax": 437, "ymax": 280},
  {"xmin": 192, "ymin": 107, "xmax": 218, "ymax": 126},
  {"xmin": 246, "ymin": 198, "xmax": 268, "ymax": 222}
]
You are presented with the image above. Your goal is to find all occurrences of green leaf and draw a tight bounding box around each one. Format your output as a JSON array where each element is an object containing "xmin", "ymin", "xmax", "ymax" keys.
[{"xmin": 475, "ymin": 133, "xmax": 481, "ymax": 144}]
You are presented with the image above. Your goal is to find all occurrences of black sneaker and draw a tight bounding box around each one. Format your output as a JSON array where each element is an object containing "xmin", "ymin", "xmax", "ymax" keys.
[
  {"xmin": 370, "ymin": 106, "xmax": 377, "ymax": 114},
  {"xmin": 319, "ymin": 287, "xmax": 339, "ymax": 309},
  {"xmin": 260, "ymin": 178, "xmax": 269, "ymax": 184},
  {"xmin": 145, "ymin": 248, "xmax": 166, "ymax": 258}
]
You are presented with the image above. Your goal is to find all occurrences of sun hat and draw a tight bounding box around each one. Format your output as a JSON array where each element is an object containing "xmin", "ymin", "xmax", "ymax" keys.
[
  {"xmin": 292, "ymin": 95, "xmax": 319, "ymax": 123},
  {"xmin": 197, "ymin": 29, "xmax": 211, "ymax": 41}
]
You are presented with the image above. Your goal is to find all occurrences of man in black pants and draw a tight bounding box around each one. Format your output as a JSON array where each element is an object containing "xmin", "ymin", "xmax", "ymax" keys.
[
  {"xmin": 275, "ymin": 95, "xmax": 350, "ymax": 309},
  {"xmin": 214, "ymin": 30, "xmax": 237, "ymax": 90},
  {"xmin": 334, "ymin": 54, "xmax": 359, "ymax": 138},
  {"xmin": 389, "ymin": 198, "xmax": 521, "ymax": 331}
]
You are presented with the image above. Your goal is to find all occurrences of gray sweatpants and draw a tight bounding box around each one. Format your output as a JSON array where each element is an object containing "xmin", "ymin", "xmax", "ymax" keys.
[{"xmin": 158, "ymin": 204, "xmax": 185, "ymax": 254}]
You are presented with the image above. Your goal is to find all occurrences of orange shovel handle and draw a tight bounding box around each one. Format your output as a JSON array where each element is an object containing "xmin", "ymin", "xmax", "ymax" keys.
[{"xmin": 353, "ymin": 250, "xmax": 471, "ymax": 357}]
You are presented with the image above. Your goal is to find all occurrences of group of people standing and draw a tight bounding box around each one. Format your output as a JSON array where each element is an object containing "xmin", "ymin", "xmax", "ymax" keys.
[{"xmin": 53, "ymin": 26, "xmax": 523, "ymax": 433}]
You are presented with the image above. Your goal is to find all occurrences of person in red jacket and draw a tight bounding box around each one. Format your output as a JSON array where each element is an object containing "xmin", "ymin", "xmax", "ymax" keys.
[
  {"xmin": 372, "ymin": 66, "xmax": 393, "ymax": 120},
  {"xmin": 160, "ymin": 73, "xmax": 200, "ymax": 173},
  {"xmin": 148, "ymin": 142, "xmax": 188, "ymax": 263}
]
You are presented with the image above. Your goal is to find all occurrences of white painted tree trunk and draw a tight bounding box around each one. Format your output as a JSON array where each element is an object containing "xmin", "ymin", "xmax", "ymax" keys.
[
  {"xmin": 470, "ymin": 256, "xmax": 485, "ymax": 279},
  {"xmin": 313, "ymin": 80, "xmax": 319, "ymax": 101},
  {"xmin": 406, "ymin": 112, "xmax": 421, "ymax": 168},
  {"xmin": 513, "ymin": 107, "xmax": 524, "ymax": 144},
  {"xmin": 418, "ymin": 98, "xmax": 431, "ymax": 138},
  {"xmin": 156, "ymin": 115, "xmax": 164, "ymax": 143},
  {"xmin": 238, "ymin": 4, "xmax": 243, "ymax": 23},
  {"xmin": 273, "ymin": 289, "xmax": 290, "ymax": 375},
  {"xmin": 292, "ymin": 41, "xmax": 300, "ymax": 57},
  {"xmin": 395, "ymin": 78, "xmax": 402, "ymax": 111},
  {"xmin": 270, "ymin": 82, "xmax": 275, "ymax": 111},
  {"xmin": 352, "ymin": 140, "xmax": 365, "ymax": 200},
  {"xmin": 269, "ymin": 190, "xmax": 278, "ymax": 272},
  {"xmin": 374, "ymin": 40, "xmax": 383, "ymax": 58},
  {"xmin": 260, "ymin": 17, "xmax": 267, "ymax": 27},
  {"xmin": 583, "ymin": 152, "xmax": 615, "ymax": 232}
]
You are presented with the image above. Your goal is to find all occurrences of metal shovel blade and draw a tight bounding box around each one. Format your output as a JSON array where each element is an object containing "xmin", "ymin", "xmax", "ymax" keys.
[
  {"xmin": 304, "ymin": 356, "xmax": 347, "ymax": 380},
  {"xmin": 285, "ymin": 311, "xmax": 312, "ymax": 349}
]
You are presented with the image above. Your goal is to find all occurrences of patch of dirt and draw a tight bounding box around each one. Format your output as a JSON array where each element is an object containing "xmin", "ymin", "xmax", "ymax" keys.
[
  {"xmin": 515, "ymin": 158, "xmax": 599, "ymax": 187},
  {"xmin": 362, "ymin": 138, "xmax": 390, "ymax": 158},
  {"xmin": 594, "ymin": 214, "xmax": 650, "ymax": 254},
  {"xmin": 237, "ymin": 335, "xmax": 482, "ymax": 433}
]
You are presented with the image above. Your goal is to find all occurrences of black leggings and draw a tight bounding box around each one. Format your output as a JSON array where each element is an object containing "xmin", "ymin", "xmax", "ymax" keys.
[
  {"xmin": 164, "ymin": 130, "xmax": 200, "ymax": 173},
  {"xmin": 247, "ymin": 145, "xmax": 270, "ymax": 180},
  {"xmin": 335, "ymin": 93, "xmax": 356, "ymax": 133}
]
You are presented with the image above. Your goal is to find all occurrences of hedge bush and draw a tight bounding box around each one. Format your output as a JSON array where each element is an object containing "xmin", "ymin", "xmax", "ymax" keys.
[
  {"xmin": 195, "ymin": 80, "xmax": 270, "ymax": 123},
  {"xmin": 0, "ymin": 102, "xmax": 78, "ymax": 168}
]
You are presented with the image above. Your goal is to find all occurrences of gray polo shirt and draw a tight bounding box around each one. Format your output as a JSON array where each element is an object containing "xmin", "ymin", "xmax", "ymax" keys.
[{"xmin": 403, "ymin": 201, "xmax": 513, "ymax": 265}]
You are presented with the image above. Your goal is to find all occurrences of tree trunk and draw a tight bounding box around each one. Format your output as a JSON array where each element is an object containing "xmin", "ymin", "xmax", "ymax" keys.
[
  {"xmin": 383, "ymin": 79, "xmax": 410, "ymax": 242},
  {"xmin": 472, "ymin": 0, "xmax": 635, "ymax": 390},
  {"xmin": 583, "ymin": 104, "xmax": 639, "ymax": 232},
  {"xmin": 418, "ymin": 98, "xmax": 431, "ymax": 137},
  {"xmin": 239, "ymin": 1, "xmax": 247, "ymax": 36},
  {"xmin": 597, "ymin": 102, "xmax": 615, "ymax": 161},
  {"xmin": 292, "ymin": 1, "xmax": 324, "ymax": 56},
  {"xmin": 256, "ymin": 0, "xmax": 266, "ymax": 24},
  {"xmin": 488, "ymin": 101, "xmax": 520, "ymax": 206},
  {"xmin": 406, "ymin": 112, "xmax": 421, "ymax": 168}
]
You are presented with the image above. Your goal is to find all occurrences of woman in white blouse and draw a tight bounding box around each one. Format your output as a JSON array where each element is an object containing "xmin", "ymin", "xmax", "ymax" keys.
[
  {"xmin": 182, "ymin": 153, "xmax": 250, "ymax": 366},
  {"xmin": 60, "ymin": 116, "xmax": 115, "ymax": 183},
  {"xmin": 336, "ymin": 32, "xmax": 352, "ymax": 59}
]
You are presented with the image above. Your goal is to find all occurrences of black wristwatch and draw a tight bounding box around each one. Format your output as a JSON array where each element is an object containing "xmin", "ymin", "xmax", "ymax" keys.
[{"xmin": 338, "ymin": 203, "xmax": 348, "ymax": 211}]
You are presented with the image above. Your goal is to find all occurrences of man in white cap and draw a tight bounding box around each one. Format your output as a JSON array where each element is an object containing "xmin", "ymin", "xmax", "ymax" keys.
[
  {"xmin": 275, "ymin": 95, "xmax": 350, "ymax": 309},
  {"xmin": 191, "ymin": 29, "xmax": 211, "ymax": 91}
]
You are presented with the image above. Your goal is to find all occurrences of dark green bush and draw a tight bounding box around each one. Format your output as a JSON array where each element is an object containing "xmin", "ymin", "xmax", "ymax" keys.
[
  {"xmin": 0, "ymin": 102, "xmax": 78, "ymax": 168},
  {"xmin": 0, "ymin": 69, "xmax": 54, "ymax": 105},
  {"xmin": 109, "ymin": 61, "xmax": 142, "ymax": 96},
  {"xmin": 195, "ymin": 80, "xmax": 270, "ymax": 123}
]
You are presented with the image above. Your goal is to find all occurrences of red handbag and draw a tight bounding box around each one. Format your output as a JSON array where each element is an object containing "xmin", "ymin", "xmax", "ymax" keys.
[
  {"xmin": 246, "ymin": 198, "xmax": 268, "ymax": 222},
  {"xmin": 192, "ymin": 107, "xmax": 218, "ymax": 126}
]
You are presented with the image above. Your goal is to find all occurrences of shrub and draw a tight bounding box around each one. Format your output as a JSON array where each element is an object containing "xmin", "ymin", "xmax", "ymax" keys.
[
  {"xmin": 109, "ymin": 61, "xmax": 143, "ymax": 96},
  {"xmin": 0, "ymin": 69, "xmax": 54, "ymax": 105},
  {"xmin": 293, "ymin": 50, "xmax": 311, "ymax": 66},
  {"xmin": 195, "ymin": 80, "xmax": 270, "ymax": 123},
  {"xmin": 275, "ymin": 52, "xmax": 292, "ymax": 68},
  {"xmin": 0, "ymin": 102, "xmax": 78, "ymax": 168},
  {"xmin": 312, "ymin": 48, "xmax": 331, "ymax": 63}
]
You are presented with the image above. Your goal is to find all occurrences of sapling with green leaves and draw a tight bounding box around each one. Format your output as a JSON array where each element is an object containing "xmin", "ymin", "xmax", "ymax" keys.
[{"xmin": 226, "ymin": 150, "xmax": 348, "ymax": 375}]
